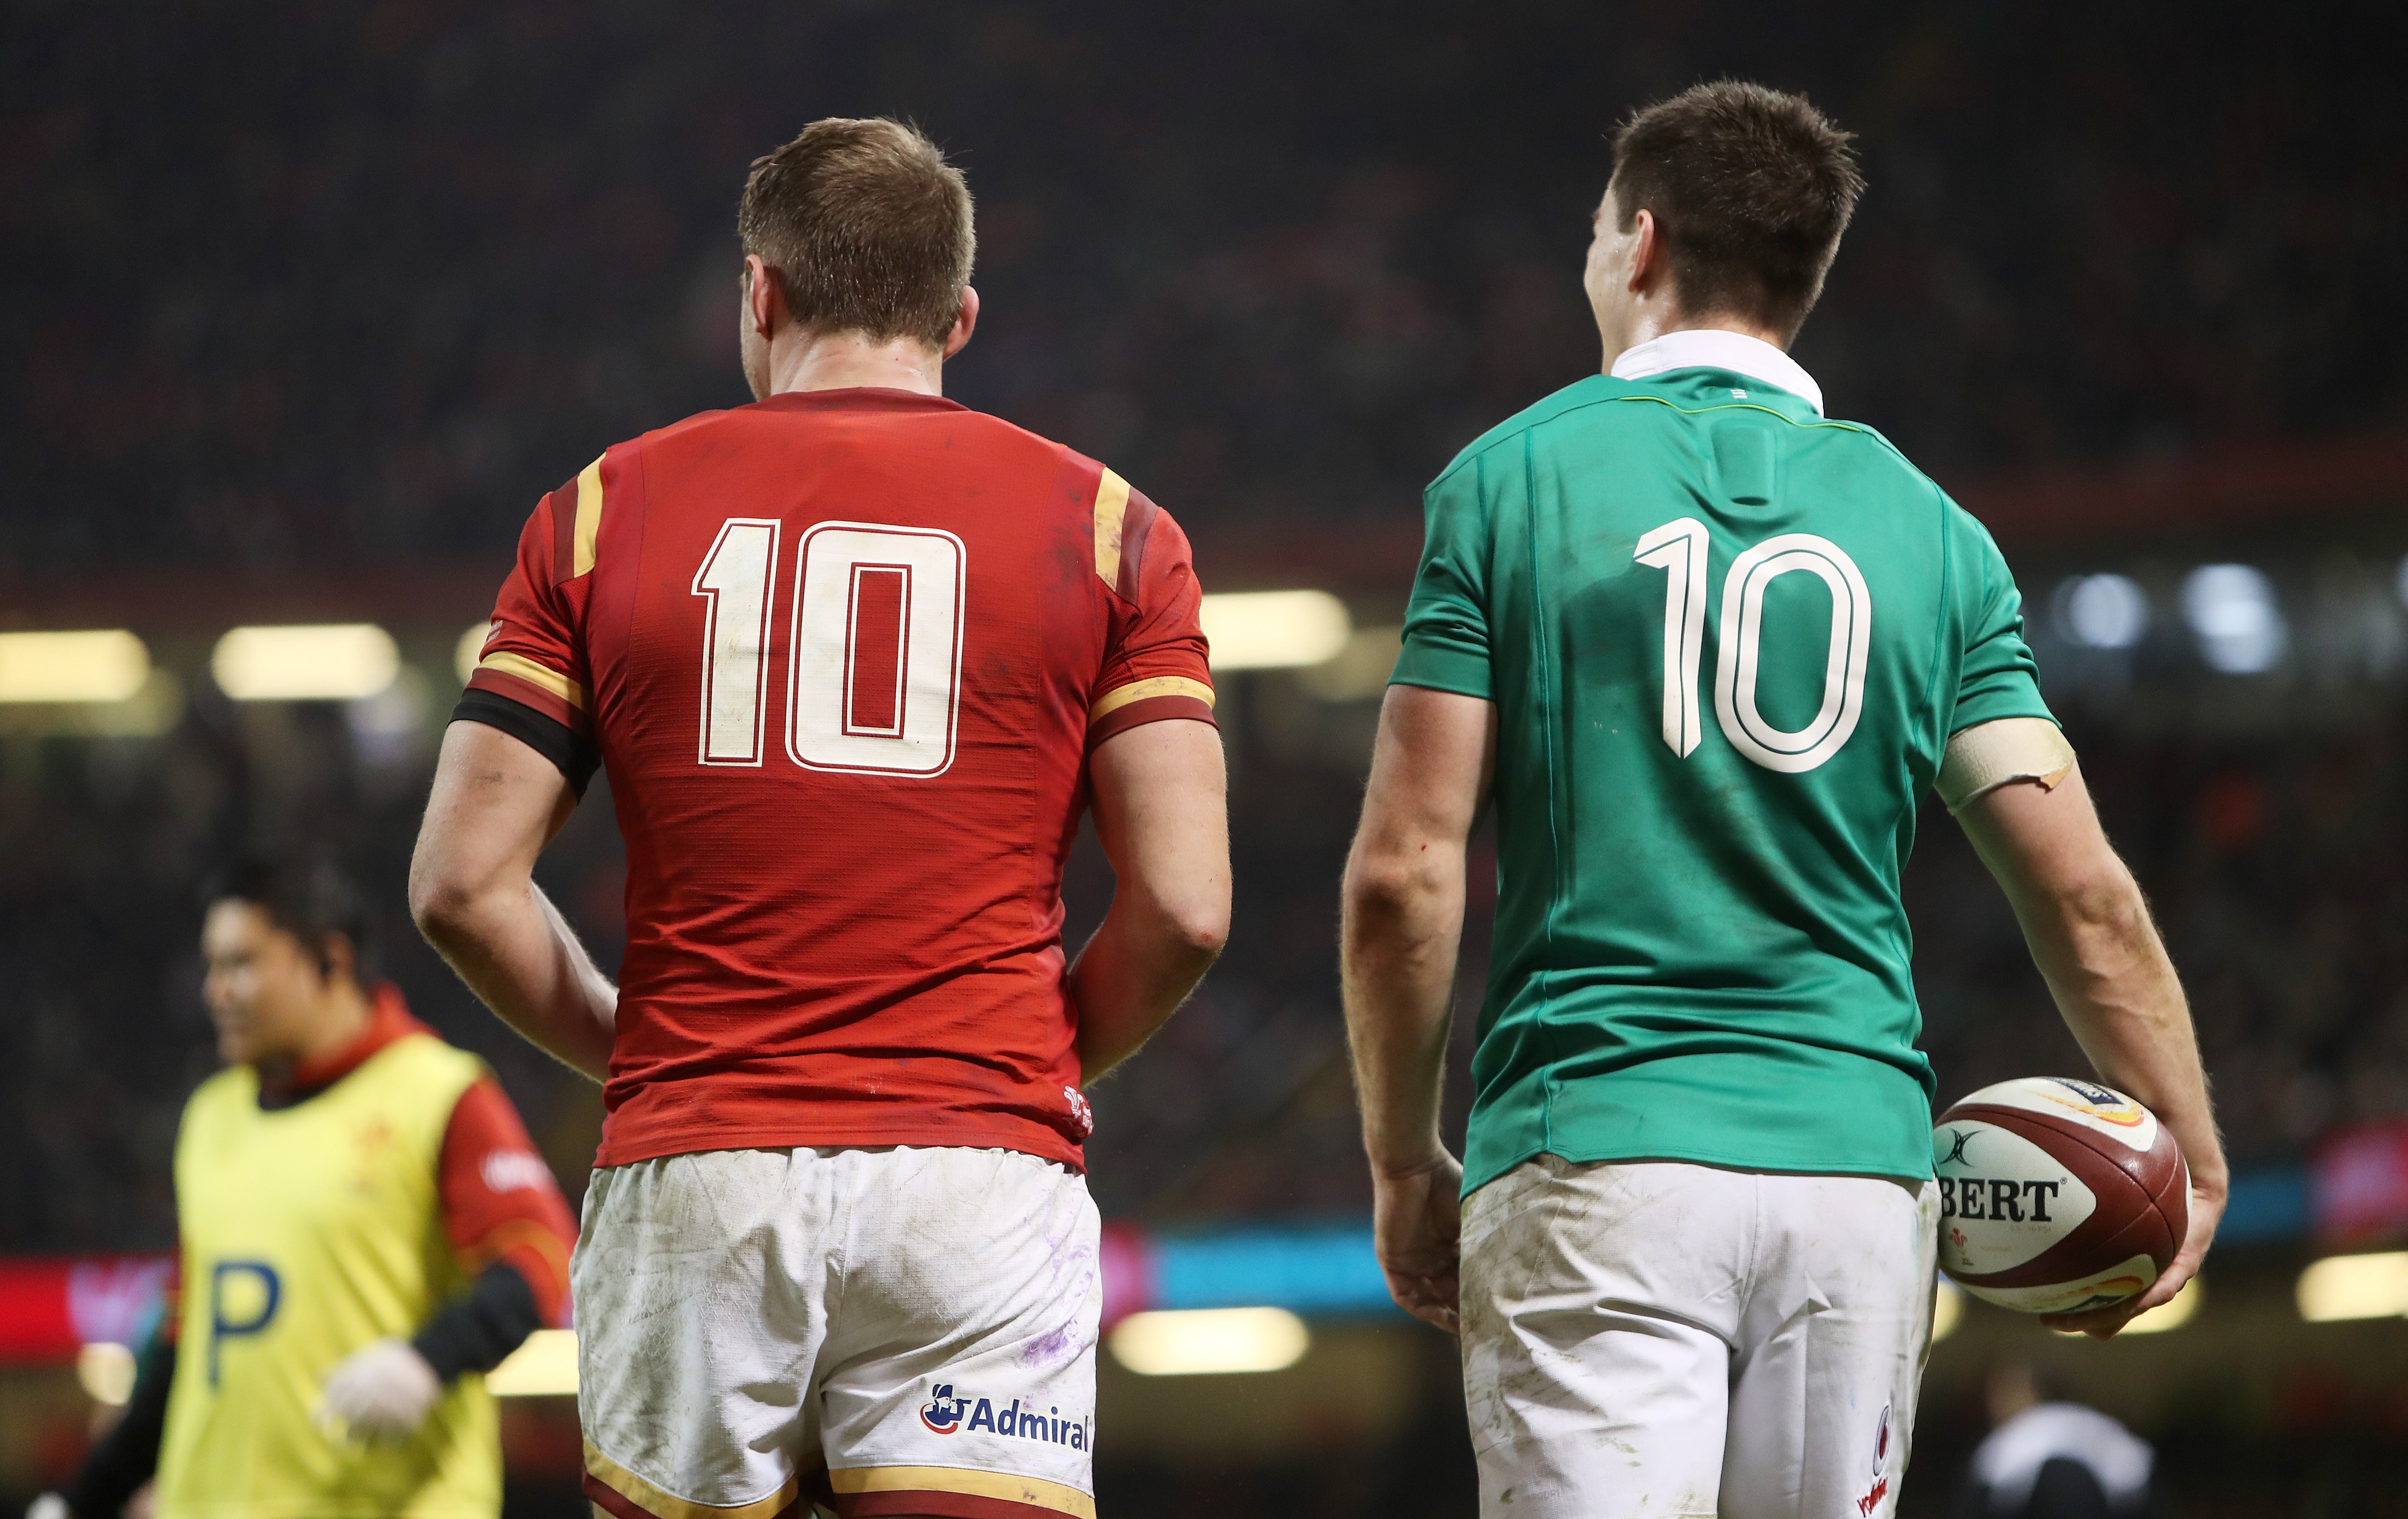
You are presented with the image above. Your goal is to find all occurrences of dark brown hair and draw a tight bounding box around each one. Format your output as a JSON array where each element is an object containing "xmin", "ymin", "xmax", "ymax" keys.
[
  {"xmin": 206, "ymin": 852, "xmax": 378, "ymax": 983},
  {"xmin": 737, "ymin": 117, "xmax": 975, "ymax": 347},
  {"xmin": 1610, "ymin": 81, "xmax": 1865, "ymax": 340}
]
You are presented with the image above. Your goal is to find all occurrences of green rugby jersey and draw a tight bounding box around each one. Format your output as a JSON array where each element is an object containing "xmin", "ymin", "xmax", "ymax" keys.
[{"xmin": 1393, "ymin": 334, "xmax": 2056, "ymax": 1194}]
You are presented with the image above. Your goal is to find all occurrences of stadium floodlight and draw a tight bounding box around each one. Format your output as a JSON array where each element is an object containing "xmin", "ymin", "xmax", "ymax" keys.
[
  {"xmin": 1296, "ymin": 625, "xmax": 1406, "ymax": 702},
  {"xmin": 211, "ymin": 624, "xmax": 400, "ymax": 701},
  {"xmin": 2116, "ymin": 1277, "xmax": 2200, "ymax": 1335},
  {"xmin": 1199, "ymin": 590, "xmax": 1352, "ymax": 671},
  {"xmin": 2297, "ymin": 1251, "xmax": 2408, "ymax": 1322},
  {"xmin": 2055, "ymin": 574, "xmax": 2149, "ymax": 650},
  {"xmin": 456, "ymin": 622, "xmax": 493, "ymax": 684},
  {"xmin": 2181, "ymin": 564, "xmax": 2286, "ymax": 675},
  {"xmin": 1107, "ymin": 1306, "xmax": 1311, "ymax": 1376},
  {"xmin": 485, "ymin": 1328, "xmax": 579, "ymax": 1396},
  {"xmin": 0, "ymin": 629, "xmax": 151, "ymax": 704},
  {"xmin": 1931, "ymin": 1279, "xmax": 1964, "ymax": 1342}
]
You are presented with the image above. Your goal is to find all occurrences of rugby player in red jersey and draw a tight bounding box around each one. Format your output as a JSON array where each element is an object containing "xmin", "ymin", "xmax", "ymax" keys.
[{"xmin": 408, "ymin": 119, "xmax": 1230, "ymax": 1519}]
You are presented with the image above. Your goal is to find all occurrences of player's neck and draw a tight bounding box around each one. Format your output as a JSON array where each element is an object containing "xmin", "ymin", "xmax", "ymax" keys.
[
  {"xmin": 1603, "ymin": 308, "xmax": 1790, "ymax": 367},
  {"xmin": 287, "ymin": 981, "xmax": 375, "ymax": 1070},
  {"xmin": 766, "ymin": 330, "xmax": 946, "ymax": 398}
]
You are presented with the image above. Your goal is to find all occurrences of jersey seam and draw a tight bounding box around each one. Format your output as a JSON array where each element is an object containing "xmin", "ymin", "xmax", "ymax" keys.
[
  {"xmin": 1429, "ymin": 382, "xmax": 1936, "ymax": 497},
  {"xmin": 1599, "ymin": 393, "xmax": 1869, "ymax": 434},
  {"xmin": 1101, "ymin": 524, "xmax": 1152, "ymax": 611},
  {"xmin": 1901, "ymin": 477, "xmax": 1956, "ymax": 835},
  {"xmin": 1079, "ymin": 447, "xmax": 1148, "ymax": 932},
  {"xmin": 565, "ymin": 448, "xmax": 609, "ymax": 651},
  {"xmin": 1517, "ymin": 429, "xmax": 1567, "ymax": 1158},
  {"xmin": 1428, "ymin": 381, "xmax": 1827, "ymax": 490},
  {"xmin": 1426, "ymin": 387, "xmax": 1607, "ymax": 494},
  {"xmin": 1919, "ymin": 481, "xmax": 1954, "ymax": 737}
]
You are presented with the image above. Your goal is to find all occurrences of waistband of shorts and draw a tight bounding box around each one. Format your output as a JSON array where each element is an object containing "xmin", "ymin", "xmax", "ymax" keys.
[
  {"xmin": 588, "ymin": 1141, "xmax": 1084, "ymax": 1176},
  {"xmin": 595, "ymin": 1117, "xmax": 1088, "ymax": 1174},
  {"xmin": 586, "ymin": 1448, "xmax": 1097, "ymax": 1519}
]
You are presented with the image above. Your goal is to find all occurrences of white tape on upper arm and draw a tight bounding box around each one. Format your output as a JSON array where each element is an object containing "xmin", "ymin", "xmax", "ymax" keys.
[{"xmin": 1939, "ymin": 717, "xmax": 2076, "ymax": 813}]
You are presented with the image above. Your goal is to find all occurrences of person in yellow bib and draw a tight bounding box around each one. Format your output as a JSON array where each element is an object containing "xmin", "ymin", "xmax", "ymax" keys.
[{"xmin": 32, "ymin": 855, "xmax": 579, "ymax": 1519}]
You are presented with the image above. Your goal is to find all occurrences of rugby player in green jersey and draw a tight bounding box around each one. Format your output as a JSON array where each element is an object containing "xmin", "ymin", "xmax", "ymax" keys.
[{"xmin": 1340, "ymin": 82, "xmax": 2224, "ymax": 1519}]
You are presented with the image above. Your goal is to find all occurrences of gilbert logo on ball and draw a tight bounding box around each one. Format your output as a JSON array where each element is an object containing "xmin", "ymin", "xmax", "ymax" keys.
[{"xmin": 1931, "ymin": 1076, "xmax": 2188, "ymax": 1315}]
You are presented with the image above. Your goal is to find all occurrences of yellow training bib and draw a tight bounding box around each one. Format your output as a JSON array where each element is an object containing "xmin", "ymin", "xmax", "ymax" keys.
[{"xmin": 157, "ymin": 1032, "xmax": 500, "ymax": 1519}]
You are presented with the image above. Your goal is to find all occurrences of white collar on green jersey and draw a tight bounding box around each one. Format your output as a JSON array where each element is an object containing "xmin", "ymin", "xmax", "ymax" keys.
[{"xmin": 1609, "ymin": 329, "xmax": 1824, "ymax": 416}]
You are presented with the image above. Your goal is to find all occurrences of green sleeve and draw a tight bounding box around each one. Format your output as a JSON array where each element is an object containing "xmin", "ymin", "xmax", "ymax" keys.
[
  {"xmin": 1390, "ymin": 460, "xmax": 1494, "ymax": 699},
  {"xmin": 1949, "ymin": 510, "xmax": 2057, "ymax": 735}
]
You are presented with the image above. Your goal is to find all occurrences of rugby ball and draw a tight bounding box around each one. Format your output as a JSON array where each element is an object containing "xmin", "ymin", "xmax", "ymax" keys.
[{"xmin": 1932, "ymin": 1076, "xmax": 2188, "ymax": 1315}]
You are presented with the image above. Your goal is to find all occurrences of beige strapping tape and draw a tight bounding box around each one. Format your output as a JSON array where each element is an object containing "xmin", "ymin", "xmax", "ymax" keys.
[{"xmin": 1938, "ymin": 717, "xmax": 2076, "ymax": 813}]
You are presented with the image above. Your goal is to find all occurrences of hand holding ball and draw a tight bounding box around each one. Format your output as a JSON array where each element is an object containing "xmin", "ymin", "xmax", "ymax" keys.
[{"xmin": 1932, "ymin": 1076, "xmax": 2188, "ymax": 1316}]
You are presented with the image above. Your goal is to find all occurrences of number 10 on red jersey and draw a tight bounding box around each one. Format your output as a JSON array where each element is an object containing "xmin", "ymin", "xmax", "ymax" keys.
[{"xmin": 692, "ymin": 518, "xmax": 967, "ymax": 777}]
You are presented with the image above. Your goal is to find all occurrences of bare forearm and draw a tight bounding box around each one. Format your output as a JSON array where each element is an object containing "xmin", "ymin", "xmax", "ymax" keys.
[
  {"xmin": 1070, "ymin": 901, "xmax": 1220, "ymax": 1081},
  {"xmin": 1073, "ymin": 719, "xmax": 1230, "ymax": 1082},
  {"xmin": 2019, "ymin": 878, "xmax": 2226, "ymax": 1191},
  {"xmin": 1962, "ymin": 770, "xmax": 2226, "ymax": 1195},
  {"xmin": 420, "ymin": 881, "xmax": 615, "ymax": 1081},
  {"xmin": 1341, "ymin": 851, "xmax": 1465, "ymax": 1176}
]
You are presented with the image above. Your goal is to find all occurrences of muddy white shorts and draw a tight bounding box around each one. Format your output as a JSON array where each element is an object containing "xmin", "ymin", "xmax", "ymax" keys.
[
  {"xmin": 574, "ymin": 1146, "xmax": 1101, "ymax": 1519},
  {"xmin": 1459, "ymin": 1156, "xmax": 1939, "ymax": 1519}
]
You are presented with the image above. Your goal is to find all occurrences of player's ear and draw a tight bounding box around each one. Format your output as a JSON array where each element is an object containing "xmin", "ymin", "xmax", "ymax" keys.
[
  {"xmin": 744, "ymin": 255, "xmax": 786, "ymax": 340},
  {"xmin": 941, "ymin": 285, "xmax": 979, "ymax": 360},
  {"xmin": 316, "ymin": 931, "xmax": 358, "ymax": 990},
  {"xmin": 1627, "ymin": 207, "xmax": 1664, "ymax": 297}
]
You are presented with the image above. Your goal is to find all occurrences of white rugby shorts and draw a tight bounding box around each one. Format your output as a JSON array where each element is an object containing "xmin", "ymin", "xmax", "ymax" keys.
[
  {"xmin": 574, "ymin": 1146, "xmax": 1101, "ymax": 1519},
  {"xmin": 1459, "ymin": 1156, "xmax": 1939, "ymax": 1519}
]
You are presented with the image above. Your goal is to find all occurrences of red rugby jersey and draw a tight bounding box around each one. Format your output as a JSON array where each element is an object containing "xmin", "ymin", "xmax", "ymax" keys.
[{"xmin": 458, "ymin": 388, "xmax": 1215, "ymax": 1170}]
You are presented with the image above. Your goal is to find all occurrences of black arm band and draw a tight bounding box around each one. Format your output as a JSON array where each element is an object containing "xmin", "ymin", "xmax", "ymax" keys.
[
  {"xmin": 60, "ymin": 1333, "xmax": 175, "ymax": 1519},
  {"xmin": 411, "ymin": 1259, "xmax": 545, "ymax": 1382},
  {"xmin": 451, "ymin": 688, "xmax": 600, "ymax": 795}
]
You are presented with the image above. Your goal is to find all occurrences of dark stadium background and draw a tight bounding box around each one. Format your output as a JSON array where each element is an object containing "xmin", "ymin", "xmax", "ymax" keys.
[{"xmin": 4, "ymin": 3, "xmax": 2404, "ymax": 1514}]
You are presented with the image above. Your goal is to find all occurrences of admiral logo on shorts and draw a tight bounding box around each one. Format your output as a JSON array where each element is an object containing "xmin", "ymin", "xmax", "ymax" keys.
[{"xmin": 919, "ymin": 1381, "xmax": 1093, "ymax": 1452}]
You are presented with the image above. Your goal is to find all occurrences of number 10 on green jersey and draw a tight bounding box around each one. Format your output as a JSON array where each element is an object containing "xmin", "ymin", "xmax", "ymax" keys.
[{"xmin": 1634, "ymin": 520, "xmax": 1872, "ymax": 773}]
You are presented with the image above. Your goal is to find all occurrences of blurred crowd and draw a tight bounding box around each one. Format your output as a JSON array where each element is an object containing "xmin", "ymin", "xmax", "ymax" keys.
[
  {"xmin": 4, "ymin": 0, "xmax": 2407, "ymax": 1251},
  {"xmin": 4, "ymin": 2, "xmax": 2401, "ymax": 575}
]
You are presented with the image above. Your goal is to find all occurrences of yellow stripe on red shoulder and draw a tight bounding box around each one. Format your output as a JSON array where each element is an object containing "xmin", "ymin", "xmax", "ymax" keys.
[
  {"xmin": 827, "ymin": 1464, "xmax": 1096, "ymax": 1519},
  {"xmin": 1091, "ymin": 468, "xmax": 1130, "ymax": 586},
  {"xmin": 572, "ymin": 454, "xmax": 605, "ymax": 576},
  {"xmin": 547, "ymin": 453, "xmax": 609, "ymax": 584},
  {"xmin": 1104, "ymin": 472, "xmax": 1161, "ymax": 603},
  {"xmin": 1061, "ymin": 452, "xmax": 1161, "ymax": 604},
  {"xmin": 467, "ymin": 652, "xmax": 590, "ymax": 734},
  {"xmin": 1087, "ymin": 676, "xmax": 1215, "ymax": 751}
]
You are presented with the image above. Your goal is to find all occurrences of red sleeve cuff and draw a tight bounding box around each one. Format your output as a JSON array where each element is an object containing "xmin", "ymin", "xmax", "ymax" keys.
[
  {"xmin": 465, "ymin": 662, "xmax": 591, "ymax": 736},
  {"xmin": 1088, "ymin": 690, "xmax": 1218, "ymax": 750}
]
